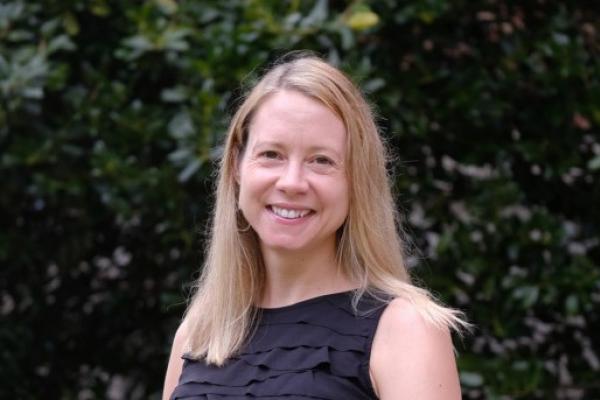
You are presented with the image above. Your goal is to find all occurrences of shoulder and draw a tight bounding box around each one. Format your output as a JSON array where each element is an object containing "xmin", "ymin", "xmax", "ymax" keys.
[
  {"xmin": 371, "ymin": 297, "xmax": 454, "ymax": 356},
  {"xmin": 170, "ymin": 320, "xmax": 190, "ymax": 358},
  {"xmin": 369, "ymin": 297, "xmax": 461, "ymax": 400},
  {"xmin": 173, "ymin": 320, "xmax": 189, "ymax": 344},
  {"xmin": 374, "ymin": 297, "xmax": 451, "ymax": 339},
  {"xmin": 162, "ymin": 321, "xmax": 189, "ymax": 400}
]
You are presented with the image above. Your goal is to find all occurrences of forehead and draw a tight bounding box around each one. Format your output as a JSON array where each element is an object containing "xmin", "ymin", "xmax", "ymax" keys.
[{"xmin": 247, "ymin": 90, "xmax": 347, "ymax": 151}]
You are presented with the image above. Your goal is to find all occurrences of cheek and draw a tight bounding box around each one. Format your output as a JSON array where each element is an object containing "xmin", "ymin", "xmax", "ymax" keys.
[
  {"xmin": 238, "ymin": 167, "xmax": 272, "ymax": 207},
  {"xmin": 237, "ymin": 185, "xmax": 259, "ymax": 225},
  {"xmin": 339, "ymin": 184, "xmax": 351, "ymax": 221},
  {"xmin": 326, "ymin": 180, "xmax": 350, "ymax": 219}
]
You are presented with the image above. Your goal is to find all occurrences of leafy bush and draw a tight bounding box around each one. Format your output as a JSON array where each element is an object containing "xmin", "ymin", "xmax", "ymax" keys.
[{"xmin": 1, "ymin": 0, "xmax": 598, "ymax": 399}]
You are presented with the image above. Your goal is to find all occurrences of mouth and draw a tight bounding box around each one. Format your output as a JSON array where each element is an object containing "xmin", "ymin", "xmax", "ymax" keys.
[{"xmin": 268, "ymin": 205, "xmax": 314, "ymax": 220}]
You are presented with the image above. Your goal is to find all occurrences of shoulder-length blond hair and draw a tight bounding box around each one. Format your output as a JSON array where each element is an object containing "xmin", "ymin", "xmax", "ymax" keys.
[{"xmin": 182, "ymin": 53, "xmax": 468, "ymax": 365}]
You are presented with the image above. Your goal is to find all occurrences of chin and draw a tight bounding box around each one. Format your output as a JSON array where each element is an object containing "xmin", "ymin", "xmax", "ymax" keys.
[
  {"xmin": 263, "ymin": 241, "xmax": 308, "ymax": 253},
  {"xmin": 257, "ymin": 234, "xmax": 312, "ymax": 252}
]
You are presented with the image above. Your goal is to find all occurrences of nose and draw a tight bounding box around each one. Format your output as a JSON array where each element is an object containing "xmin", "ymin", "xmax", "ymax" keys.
[{"xmin": 275, "ymin": 160, "xmax": 309, "ymax": 195}]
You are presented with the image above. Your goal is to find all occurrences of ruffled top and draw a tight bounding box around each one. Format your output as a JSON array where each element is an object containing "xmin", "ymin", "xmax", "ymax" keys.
[{"xmin": 170, "ymin": 290, "xmax": 389, "ymax": 399}]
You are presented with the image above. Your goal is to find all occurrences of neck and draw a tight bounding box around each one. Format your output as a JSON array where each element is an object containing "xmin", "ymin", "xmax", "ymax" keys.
[{"xmin": 259, "ymin": 243, "xmax": 356, "ymax": 308}]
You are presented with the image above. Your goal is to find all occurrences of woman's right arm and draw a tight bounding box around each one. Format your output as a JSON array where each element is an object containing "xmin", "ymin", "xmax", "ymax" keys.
[{"xmin": 162, "ymin": 322, "xmax": 188, "ymax": 400}]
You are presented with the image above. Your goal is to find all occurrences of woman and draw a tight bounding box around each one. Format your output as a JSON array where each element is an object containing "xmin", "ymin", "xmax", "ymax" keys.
[{"xmin": 163, "ymin": 54, "xmax": 469, "ymax": 399}]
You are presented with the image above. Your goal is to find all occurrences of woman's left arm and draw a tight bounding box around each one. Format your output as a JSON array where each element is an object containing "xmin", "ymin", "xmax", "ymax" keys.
[{"xmin": 369, "ymin": 298, "xmax": 462, "ymax": 400}]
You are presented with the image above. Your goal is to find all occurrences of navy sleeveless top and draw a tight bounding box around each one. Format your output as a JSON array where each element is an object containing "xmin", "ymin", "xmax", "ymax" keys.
[{"xmin": 170, "ymin": 290, "xmax": 389, "ymax": 399}]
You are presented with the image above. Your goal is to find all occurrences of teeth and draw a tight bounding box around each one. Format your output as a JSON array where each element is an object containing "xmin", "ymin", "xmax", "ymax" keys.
[{"xmin": 272, "ymin": 206, "xmax": 309, "ymax": 219}]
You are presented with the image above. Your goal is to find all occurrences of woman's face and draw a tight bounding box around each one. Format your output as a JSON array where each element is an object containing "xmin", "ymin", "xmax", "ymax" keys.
[{"xmin": 237, "ymin": 90, "xmax": 349, "ymax": 257}]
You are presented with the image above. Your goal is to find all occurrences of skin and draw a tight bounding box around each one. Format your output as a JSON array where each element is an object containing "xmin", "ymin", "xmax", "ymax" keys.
[
  {"xmin": 369, "ymin": 298, "xmax": 462, "ymax": 399},
  {"xmin": 162, "ymin": 90, "xmax": 462, "ymax": 399},
  {"xmin": 237, "ymin": 90, "xmax": 354, "ymax": 307},
  {"xmin": 163, "ymin": 304, "xmax": 462, "ymax": 400},
  {"xmin": 162, "ymin": 322, "xmax": 187, "ymax": 400}
]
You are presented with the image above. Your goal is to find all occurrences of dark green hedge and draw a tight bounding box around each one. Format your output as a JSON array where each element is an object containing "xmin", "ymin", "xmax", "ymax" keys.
[{"xmin": 1, "ymin": 1, "xmax": 599, "ymax": 399}]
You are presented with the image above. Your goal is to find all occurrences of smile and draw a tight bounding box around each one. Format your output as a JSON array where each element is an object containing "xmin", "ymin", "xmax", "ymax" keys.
[{"xmin": 269, "ymin": 206, "xmax": 311, "ymax": 219}]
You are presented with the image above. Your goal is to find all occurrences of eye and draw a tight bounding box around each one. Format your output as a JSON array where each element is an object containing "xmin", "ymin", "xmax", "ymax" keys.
[
  {"xmin": 260, "ymin": 150, "xmax": 281, "ymax": 159},
  {"xmin": 312, "ymin": 155, "xmax": 334, "ymax": 165}
]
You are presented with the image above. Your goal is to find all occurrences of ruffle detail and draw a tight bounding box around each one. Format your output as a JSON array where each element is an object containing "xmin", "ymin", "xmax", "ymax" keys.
[
  {"xmin": 170, "ymin": 291, "xmax": 388, "ymax": 400},
  {"xmin": 176, "ymin": 396, "xmax": 324, "ymax": 400}
]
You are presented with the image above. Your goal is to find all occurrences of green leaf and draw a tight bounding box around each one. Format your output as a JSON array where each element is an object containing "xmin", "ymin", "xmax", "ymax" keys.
[
  {"xmin": 63, "ymin": 12, "xmax": 79, "ymax": 36},
  {"xmin": 587, "ymin": 156, "xmax": 600, "ymax": 171},
  {"xmin": 155, "ymin": 0, "xmax": 178, "ymax": 15},
  {"xmin": 161, "ymin": 86, "xmax": 188, "ymax": 103},
  {"xmin": 565, "ymin": 294, "xmax": 579, "ymax": 315},
  {"xmin": 47, "ymin": 35, "xmax": 76, "ymax": 53},
  {"xmin": 90, "ymin": 0, "xmax": 110, "ymax": 17},
  {"xmin": 21, "ymin": 86, "xmax": 43, "ymax": 99},
  {"xmin": 178, "ymin": 158, "xmax": 201, "ymax": 182},
  {"xmin": 168, "ymin": 111, "xmax": 195, "ymax": 139},
  {"xmin": 461, "ymin": 371, "xmax": 484, "ymax": 387},
  {"xmin": 123, "ymin": 35, "xmax": 154, "ymax": 52},
  {"xmin": 345, "ymin": 6, "xmax": 379, "ymax": 31},
  {"xmin": 161, "ymin": 29, "xmax": 191, "ymax": 52}
]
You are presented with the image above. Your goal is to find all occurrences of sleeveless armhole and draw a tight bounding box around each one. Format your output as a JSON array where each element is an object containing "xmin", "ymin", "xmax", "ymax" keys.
[{"xmin": 358, "ymin": 300, "xmax": 389, "ymax": 400}]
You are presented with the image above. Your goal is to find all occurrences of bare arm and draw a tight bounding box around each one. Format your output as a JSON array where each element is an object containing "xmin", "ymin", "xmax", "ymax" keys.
[
  {"xmin": 369, "ymin": 298, "xmax": 462, "ymax": 400},
  {"xmin": 162, "ymin": 322, "xmax": 188, "ymax": 400}
]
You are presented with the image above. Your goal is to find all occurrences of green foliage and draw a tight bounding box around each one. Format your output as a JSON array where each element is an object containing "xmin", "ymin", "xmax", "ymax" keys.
[{"xmin": 1, "ymin": 0, "xmax": 599, "ymax": 399}]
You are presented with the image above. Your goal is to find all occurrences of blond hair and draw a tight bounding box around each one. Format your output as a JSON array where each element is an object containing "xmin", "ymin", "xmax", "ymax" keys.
[{"xmin": 182, "ymin": 54, "xmax": 468, "ymax": 365}]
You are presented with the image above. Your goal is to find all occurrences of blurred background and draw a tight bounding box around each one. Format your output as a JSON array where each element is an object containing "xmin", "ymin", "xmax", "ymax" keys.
[{"xmin": 1, "ymin": 0, "xmax": 599, "ymax": 399}]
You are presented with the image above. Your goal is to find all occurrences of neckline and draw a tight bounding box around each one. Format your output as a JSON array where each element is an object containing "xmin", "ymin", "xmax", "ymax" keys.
[{"xmin": 255, "ymin": 289, "xmax": 358, "ymax": 313}]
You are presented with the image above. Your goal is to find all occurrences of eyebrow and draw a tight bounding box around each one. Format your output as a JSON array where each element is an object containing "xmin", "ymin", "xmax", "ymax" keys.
[
  {"xmin": 251, "ymin": 141, "xmax": 343, "ymax": 158},
  {"xmin": 251, "ymin": 141, "xmax": 285, "ymax": 150}
]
